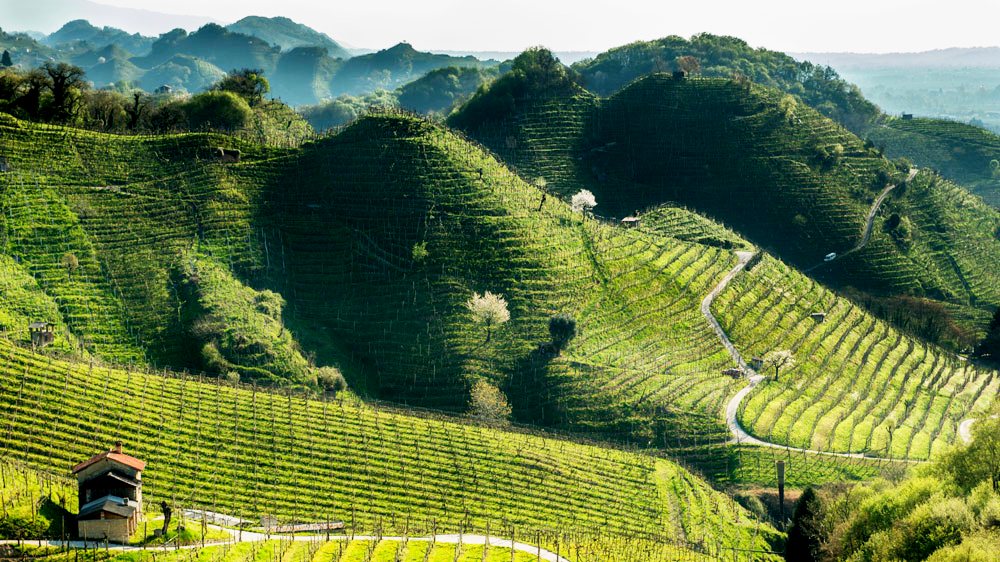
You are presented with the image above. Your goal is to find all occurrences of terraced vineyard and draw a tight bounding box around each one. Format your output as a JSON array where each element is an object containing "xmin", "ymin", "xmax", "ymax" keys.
[
  {"xmin": 452, "ymin": 75, "xmax": 1000, "ymax": 341},
  {"xmin": 713, "ymin": 253, "xmax": 999, "ymax": 459},
  {"xmin": 0, "ymin": 112, "xmax": 751, "ymax": 449},
  {"xmin": 866, "ymin": 116, "xmax": 1000, "ymax": 207},
  {"xmin": 0, "ymin": 114, "xmax": 280, "ymax": 369},
  {"xmin": 0, "ymin": 341, "xmax": 778, "ymax": 559}
]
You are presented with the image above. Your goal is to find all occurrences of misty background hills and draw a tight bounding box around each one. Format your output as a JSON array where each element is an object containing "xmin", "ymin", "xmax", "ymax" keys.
[{"xmin": 6, "ymin": 0, "xmax": 1000, "ymax": 129}]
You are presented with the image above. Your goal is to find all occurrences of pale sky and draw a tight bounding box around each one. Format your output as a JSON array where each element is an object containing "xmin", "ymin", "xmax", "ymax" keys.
[{"xmin": 35, "ymin": 0, "xmax": 1000, "ymax": 53}]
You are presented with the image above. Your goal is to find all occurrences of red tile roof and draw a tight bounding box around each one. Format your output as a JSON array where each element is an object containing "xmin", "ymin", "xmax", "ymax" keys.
[{"xmin": 72, "ymin": 449, "xmax": 146, "ymax": 474}]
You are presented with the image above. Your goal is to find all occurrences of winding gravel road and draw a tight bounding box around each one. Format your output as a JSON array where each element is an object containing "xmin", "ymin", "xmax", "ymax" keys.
[
  {"xmin": 703, "ymin": 251, "xmax": 882, "ymax": 458},
  {"xmin": 804, "ymin": 168, "xmax": 918, "ymax": 274},
  {"xmin": 701, "ymin": 170, "xmax": 973, "ymax": 461}
]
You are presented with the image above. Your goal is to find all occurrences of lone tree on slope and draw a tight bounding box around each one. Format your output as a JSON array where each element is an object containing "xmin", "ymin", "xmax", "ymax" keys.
[
  {"xmin": 466, "ymin": 291, "xmax": 510, "ymax": 342},
  {"xmin": 785, "ymin": 487, "xmax": 823, "ymax": 561},
  {"xmin": 675, "ymin": 55, "xmax": 701, "ymax": 76},
  {"xmin": 571, "ymin": 189, "xmax": 597, "ymax": 214},
  {"xmin": 763, "ymin": 349, "xmax": 796, "ymax": 381},
  {"xmin": 549, "ymin": 313, "xmax": 577, "ymax": 353},
  {"xmin": 1, "ymin": 50, "xmax": 13, "ymax": 67},
  {"xmin": 468, "ymin": 379, "xmax": 512, "ymax": 425},
  {"xmin": 41, "ymin": 62, "xmax": 88, "ymax": 123},
  {"xmin": 974, "ymin": 307, "xmax": 1000, "ymax": 362},
  {"xmin": 213, "ymin": 68, "xmax": 270, "ymax": 106}
]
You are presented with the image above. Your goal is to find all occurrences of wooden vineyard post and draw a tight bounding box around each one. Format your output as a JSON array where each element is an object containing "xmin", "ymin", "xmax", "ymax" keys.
[
  {"xmin": 776, "ymin": 460, "xmax": 786, "ymax": 529},
  {"xmin": 510, "ymin": 525, "xmax": 515, "ymax": 562},
  {"xmin": 482, "ymin": 521, "xmax": 489, "ymax": 562}
]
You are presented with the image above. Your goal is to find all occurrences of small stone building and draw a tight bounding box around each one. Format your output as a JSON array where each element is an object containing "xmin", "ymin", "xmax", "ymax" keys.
[
  {"xmin": 29, "ymin": 322, "xmax": 55, "ymax": 348},
  {"xmin": 621, "ymin": 216, "xmax": 641, "ymax": 228},
  {"xmin": 72, "ymin": 442, "xmax": 145, "ymax": 543}
]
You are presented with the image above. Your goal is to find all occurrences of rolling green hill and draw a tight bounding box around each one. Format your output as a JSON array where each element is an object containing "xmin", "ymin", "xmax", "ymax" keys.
[
  {"xmin": 865, "ymin": 116, "xmax": 1000, "ymax": 208},
  {"xmin": 0, "ymin": 111, "xmax": 744, "ymax": 450},
  {"xmin": 134, "ymin": 24, "xmax": 281, "ymax": 77},
  {"xmin": 3, "ymin": 100, "xmax": 997, "ymax": 463},
  {"xmin": 450, "ymin": 73, "xmax": 1000, "ymax": 345},
  {"xmin": 396, "ymin": 66, "xmax": 497, "ymax": 115},
  {"xmin": 329, "ymin": 43, "xmax": 492, "ymax": 97},
  {"xmin": 571, "ymin": 34, "xmax": 879, "ymax": 131}
]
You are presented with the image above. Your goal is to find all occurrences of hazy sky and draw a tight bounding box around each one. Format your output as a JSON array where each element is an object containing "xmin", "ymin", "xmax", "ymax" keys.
[{"xmin": 61, "ymin": 0, "xmax": 1000, "ymax": 53}]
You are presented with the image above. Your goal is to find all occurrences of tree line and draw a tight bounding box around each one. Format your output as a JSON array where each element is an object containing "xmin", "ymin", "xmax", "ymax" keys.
[{"xmin": 0, "ymin": 62, "xmax": 305, "ymax": 136}]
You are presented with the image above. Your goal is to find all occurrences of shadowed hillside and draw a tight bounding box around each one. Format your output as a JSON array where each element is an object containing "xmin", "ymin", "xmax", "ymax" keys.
[{"xmin": 451, "ymin": 73, "xmax": 1000, "ymax": 345}]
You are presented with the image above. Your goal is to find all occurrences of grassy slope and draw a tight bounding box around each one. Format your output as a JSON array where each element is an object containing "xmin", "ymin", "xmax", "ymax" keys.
[
  {"xmin": 866, "ymin": 117, "xmax": 1000, "ymax": 208},
  {"xmin": 261, "ymin": 115, "xmax": 741, "ymax": 442},
  {"xmin": 0, "ymin": 460, "xmax": 76, "ymax": 538},
  {"xmin": 0, "ymin": 340, "xmax": 777, "ymax": 556},
  {"xmin": 451, "ymin": 75, "xmax": 1000, "ymax": 337},
  {"xmin": 0, "ymin": 113, "xmax": 308, "ymax": 380},
  {"xmin": 0, "ymin": 111, "xmax": 748, "ymax": 450}
]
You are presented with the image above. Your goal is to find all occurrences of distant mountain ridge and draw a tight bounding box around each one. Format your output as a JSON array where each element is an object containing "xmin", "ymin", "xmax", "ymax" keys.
[
  {"xmin": 1, "ymin": 17, "xmax": 496, "ymax": 106},
  {"xmin": 226, "ymin": 16, "xmax": 351, "ymax": 59},
  {"xmin": 43, "ymin": 18, "xmax": 155, "ymax": 55},
  {"xmin": 794, "ymin": 47, "xmax": 1000, "ymax": 69},
  {"xmin": 6, "ymin": 0, "xmax": 215, "ymax": 35}
]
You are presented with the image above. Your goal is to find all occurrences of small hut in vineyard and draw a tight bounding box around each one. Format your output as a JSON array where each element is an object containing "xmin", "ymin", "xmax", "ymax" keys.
[{"xmin": 72, "ymin": 442, "xmax": 145, "ymax": 543}]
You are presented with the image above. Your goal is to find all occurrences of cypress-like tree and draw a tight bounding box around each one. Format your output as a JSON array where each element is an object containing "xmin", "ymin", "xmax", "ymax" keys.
[
  {"xmin": 974, "ymin": 307, "xmax": 1000, "ymax": 361},
  {"xmin": 785, "ymin": 487, "xmax": 823, "ymax": 561},
  {"xmin": 1, "ymin": 50, "xmax": 13, "ymax": 67}
]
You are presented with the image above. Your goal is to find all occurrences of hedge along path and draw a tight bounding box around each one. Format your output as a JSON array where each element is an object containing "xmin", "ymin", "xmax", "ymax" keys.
[{"xmin": 0, "ymin": 341, "xmax": 774, "ymax": 555}]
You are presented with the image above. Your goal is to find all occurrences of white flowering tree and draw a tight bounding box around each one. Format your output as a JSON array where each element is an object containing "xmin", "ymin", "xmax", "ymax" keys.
[
  {"xmin": 763, "ymin": 350, "xmax": 796, "ymax": 381},
  {"xmin": 466, "ymin": 291, "xmax": 510, "ymax": 342},
  {"xmin": 571, "ymin": 189, "xmax": 597, "ymax": 214}
]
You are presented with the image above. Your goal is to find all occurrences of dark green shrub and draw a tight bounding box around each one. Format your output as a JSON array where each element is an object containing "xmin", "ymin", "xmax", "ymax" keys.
[
  {"xmin": 315, "ymin": 366, "xmax": 347, "ymax": 394},
  {"xmin": 785, "ymin": 488, "xmax": 823, "ymax": 561},
  {"xmin": 549, "ymin": 313, "xmax": 577, "ymax": 352},
  {"xmin": 181, "ymin": 90, "xmax": 253, "ymax": 131}
]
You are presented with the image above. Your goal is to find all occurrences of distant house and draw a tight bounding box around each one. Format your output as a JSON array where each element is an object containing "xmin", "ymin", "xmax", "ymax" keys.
[
  {"xmin": 672, "ymin": 70, "xmax": 687, "ymax": 80},
  {"xmin": 29, "ymin": 322, "xmax": 55, "ymax": 348},
  {"xmin": 154, "ymin": 85, "xmax": 173, "ymax": 95},
  {"xmin": 621, "ymin": 216, "xmax": 641, "ymax": 228},
  {"xmin": 902, "ymin": 113, "xmax": 914, "ymax": 120},
  {"xmin": 750, "ymin": 357, "xmax": 764, "ymax": 371},
  {"xmin": 72, "ymin": 442, "xmax": 145, "ymax": 543},
  {"xmin": 810, "ymin": 312, "xmax": 827, "ymax": 323}
]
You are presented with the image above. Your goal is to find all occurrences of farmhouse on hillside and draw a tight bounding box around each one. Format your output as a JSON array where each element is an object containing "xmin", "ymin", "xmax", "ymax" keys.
[
  {"xmin": 72, "ymin": 442, "xmax": 145, "ymax": 543},
  {"xmin": 29, "ymin": 322, "xmax": 55, "ymax": 348}
]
